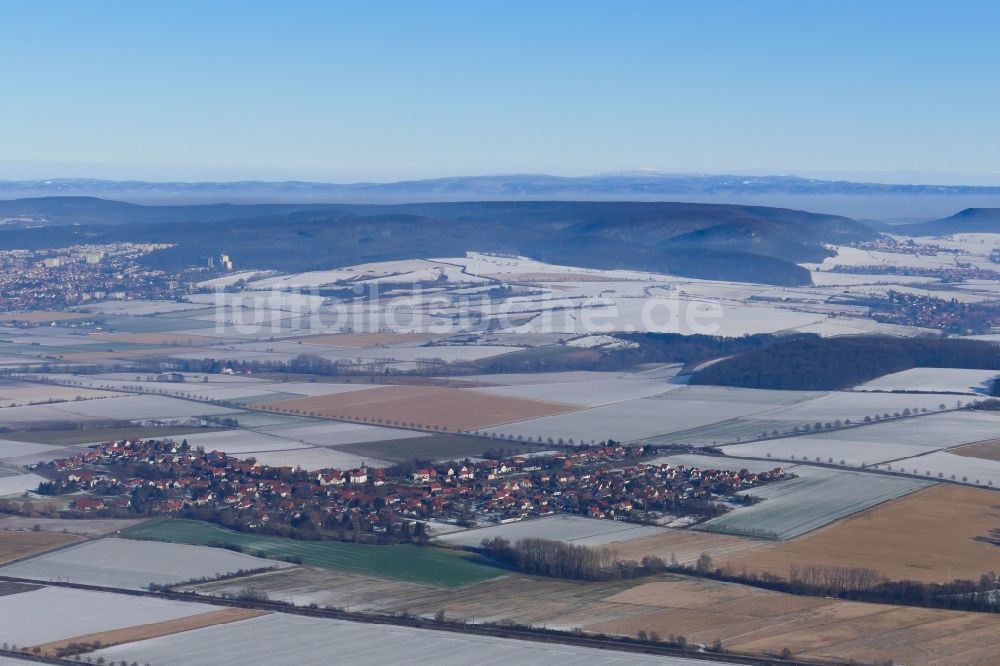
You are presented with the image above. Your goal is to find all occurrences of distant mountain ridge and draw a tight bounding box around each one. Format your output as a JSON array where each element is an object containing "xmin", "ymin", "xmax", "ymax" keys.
[
  {"xmin": 2, "ymin": 173, "xmax": 1000, "ymax": 204},
  {"xmin": 0, "ymin": 197, "xmax": 877, "ymax": 286}
]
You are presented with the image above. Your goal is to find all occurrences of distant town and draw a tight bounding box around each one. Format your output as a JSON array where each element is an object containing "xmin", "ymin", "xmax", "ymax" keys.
[{"xmin": 31, "ymin": 438, "xmax": 785, "ymax": 543}]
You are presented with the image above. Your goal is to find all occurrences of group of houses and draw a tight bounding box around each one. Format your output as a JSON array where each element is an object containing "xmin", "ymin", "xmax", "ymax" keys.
[{"xmin": 40, "ymin": 438, "xmax": 786, "ymax": 540}]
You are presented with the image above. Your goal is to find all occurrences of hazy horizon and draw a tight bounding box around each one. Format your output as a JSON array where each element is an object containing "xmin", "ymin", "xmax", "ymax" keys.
[{"xmin": 4, "ymin": 1, "xmax": 999, "ymax": 184}]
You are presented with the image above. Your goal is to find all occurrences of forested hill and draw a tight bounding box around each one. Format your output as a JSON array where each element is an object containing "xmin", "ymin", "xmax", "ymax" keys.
[
  {"xmin": 690, "ymin": 336, "xmax": 1000, "ymax": 391},
  {"xmin": 0, "ymin": 198, "xmax": 878, "ymax": 286},
  {"xmin": 892, "ymin": 208, "xmax": 1000, "ymax": 236}
]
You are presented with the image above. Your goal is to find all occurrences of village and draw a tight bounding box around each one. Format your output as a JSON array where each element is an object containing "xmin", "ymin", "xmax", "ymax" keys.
[{"xmin": 31, "ymin": 438, "xmax": 786, "ymax": 543}]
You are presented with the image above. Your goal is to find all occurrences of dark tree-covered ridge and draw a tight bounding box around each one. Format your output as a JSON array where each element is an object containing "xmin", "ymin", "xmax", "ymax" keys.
[{"xmin": 690, "ymin": 336, "xmax": 1000, "ymax": 391}]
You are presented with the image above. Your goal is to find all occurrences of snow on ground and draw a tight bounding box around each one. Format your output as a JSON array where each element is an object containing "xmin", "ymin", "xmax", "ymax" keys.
[
  {"xmin": 0, "ymin": 537, "xmax": 292, "ymax": 589},
  {"xmin": 434, "ymin": 515, "xmax": 667, "ymax": 548},
  {"xmin": 490, "ymin": 387, "xmax": 805, "ymax": 443},
  {"xmin": 0, "ymin": 439, "xmax": 76, "ymax": 464},
  {"xmin": 0, "ymin": 471, "xmax": 45, "ymax": 497},
  {"xmin": 75, "ymin": 300, "xmax": 210, "ymax": 316},
  {"xmin": 255, "ymin": 422, "xmax": 424, "ymax": 447},
  {"xmin": 885, "ymin": 450, "xmax": 1000, "ymax": 487},
  {"xmin": 720, "ymin": 411, "xmax": 1000, "ymax": 467},
  {"xmin": 459, "ymin": 371, "xmax": 639, "ymax": 385},
  {"xmin": 854, "ymin": 367, "xmax": 1000, "ymax": 394},
  {"xmin": 0, "ymin": 394, "xmax": 240, "ymax": 424},
  {"xmin": 698, "ymin": 466, "xmax": 930, "ymax": 540},
  {"xmin": 88, "ymin": 611, "xmax": 720, "ymax": 666},
  {"xmin": 244, "ymin": 446, "xmax": 392, "ymax": 470},
  {"xmin": 0, "ymin": 586, "xmax": 217, "ymax": 647},
  {"xmin": 760, "ymin": 391, "xmax": 975, "ymax": 424},
  {"xmin": 468, "ymin": 376, "xmax": 684, "ymax": 407}
]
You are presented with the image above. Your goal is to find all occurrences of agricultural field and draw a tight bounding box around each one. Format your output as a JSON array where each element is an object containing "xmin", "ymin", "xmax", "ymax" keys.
[
  {"xmin": 0, "ymin": 381, "xmax": 122, "ymax": 406},
  {"xmin": 952, "ymin": 438, "xmax": 1000, "ymax": 461},
  {"xmin": 0, "ymin": 530, "xmax": 80, "ymax": 564},
  {"xmin": 0, "ymin": 537, "xmax": 292, "ymax": 589},
  {"xmin": 122, "ymin": 519, "xmax": 503, "ymax": 587},
  {"xmin": 332, "ymin": 433, "xmax": 544, "ymax": 464},
  {"xmin": 697, "ymin": 466, "xmax": 931, "ymax": 540},
  {"xmin": 30, "ymin": 608, "xmax": 267, "ymax": 658},
  {"xmin": 86, "ymin": 331, "xmax": 221, "ymax": 345},
  {"xmin": 468, "ymin": 375, "xmax": 684, "ymax": 407},
  {"xmin": 854, "ymin": 367, "xmax": 1000, "ymax": 394},
  {"xmin": 184, "ymin": 566, "xmax": 1000, "ymax": 666},
  {"xmin": 887, "ymin": 450, "xmax": 1000, "ymax": 487},
  {"xmin": 491, "ymin": 386, "xmax": 806, "ymax": 444},
  {"xmin": 0, "ymin": 472, "xmax": 47, "ymax": 497},
  {"xmin": 0, "ymin": 311, "xmax": 91, "ymax": 324},
  {"xmin": 240, "ymin": 446, "xmax": 393, "ymax": 471},
  {"xmin": 460, "ymin": 370, "xmax": 644, "ymax": 385},
  {"xmin": 0, "ymin": 586, "xmax": 218, "ymax": 647},
  {"xmin": 292, "ymin": 332, "xmax": 442, "ymax": 347},
  {"xmin": 758, "ymin": 390, "xmax": 972, "ymax": 424},
  {"xmin": 604, "ymin": 529, "xmax": 767, "ymax": 567},
  {"xmin": 86, "ymin": 611, "xmax": 716, "ymax": 666},
  {"xmin": 0, "ymin": 425, "xmax": 233, "ymax": 447},
  {"xmin": 254, "ymin": 420, "xmax": 425, "ymax": 447},
  {"xmin": 721, "ymin": 485, "xmax": 1000, "ymax": 583},
  {"xmin": 0, "ymin": 515, "xmax": 146, "ymax": 536},
  {"xmin": 434, "ymin": 515, "xmax": 668, "ymax": 549},
  {"xmin": 721, "ymin": 410, "xmax": 1000, "ymax": 467},
  {"xmin": 586, "ymin": 577, "xmax": 1000, "ymax": 666},
  {"xmin": 0, "ymin": 393, "xmax": 240, "ymax": 426},
  {"xmin": 169, "ymin": 423, "xmax": 425, "ymax": 458},
  {"xmin": 256, "ymin": 385, "xmax": 579, "ymax": 432}
]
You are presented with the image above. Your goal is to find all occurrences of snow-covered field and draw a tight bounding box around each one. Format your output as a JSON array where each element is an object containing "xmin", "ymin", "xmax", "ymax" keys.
[
  {"xmin": 0, "ymin": 537, "xmax": 291, "ymax": 589},
  {"xmin": 468, "ymin": 375, "xmax": 685, "ymax": 407},
  {"xmin": 0, "ymin": 471, "xmax": 45, "ymax": 497},
  {"xmin": 760, "ymin": 391, "xmax": 973, "ymax": 424},
  {"xmin": 0, "ymin": 439, "xmax": 76, "ymax": 466},
  {"xmin": 0, "ymin": 394, "xmax": 240, "ymax": 424},
  {"xmin": 0, "ymin": 381, "xmax": 122, "ymax": 406},
  {"xmin": 255, "ymin": 421, "xmax": 424, "ymax": 447},
  {"xmin": 88, "ymin": 612, "xmax": 715, "ymax": 666},
  {"xmin": 174, "ymin": 422, "xmax": 422, "ymax": 459},
  {"xmin": 853, "ymin": 367, "xmax": 1000, "ymax": 394},
  {"xmin": 880, "ymin": 450, "xmax": 1000, "ymax": 487},
  {"xmin": 75, "ymin": 299, "xmax": 211, "ymax": 316},
  {"xmin": 491, "ymin": 386, "xmax": 811, "ymax": 443},
  {"xmin": 698, "ymin": 466, "xmax": 930, "ymax": 540},
  {"xmin": 0, "ymin": 586, "xmax": 217, "ymax": 647},
  {"xmin": 721, "ymin": 411, "xmax": 1000, "ymax": 466},
  {"xmin": 244, "ymin": 446, "xmax": 392, "ymax": 470},
  {"xmin": 434, "ymin": 514, "xmax": 667, "ymax": 548}
]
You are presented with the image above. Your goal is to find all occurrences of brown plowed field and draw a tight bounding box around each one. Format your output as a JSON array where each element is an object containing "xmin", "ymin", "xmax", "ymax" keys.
[
  {"xmin": 254, "ymin": 385, "xmax": 579, "ymax": 431},
  {"xmin": 29, "ymin": 608, "xmax": 268, "ymax": 657},
  {"xmin": 952, "ymin": 439, "xmax": 1000, "ymax": 461},
  {"xmin": 720, "ymin": 484, "xmax": 1000, "ymax": 583},
  {"xmin": 0, "ymin": 531, "xmax": 80, "ymax": 564}
]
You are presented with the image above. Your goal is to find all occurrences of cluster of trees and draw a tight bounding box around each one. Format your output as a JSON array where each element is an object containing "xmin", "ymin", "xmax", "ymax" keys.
[
  {"xmin": 481, "ymin": 537, "xmax": 619, "ymax": 581},
  {"xmin": 692, "ymin": 335, "xmax": 1000, "ymax": 390},
  {"xmin": 787, "ymin": 563, "xmax": 884, "ymax": 593}
]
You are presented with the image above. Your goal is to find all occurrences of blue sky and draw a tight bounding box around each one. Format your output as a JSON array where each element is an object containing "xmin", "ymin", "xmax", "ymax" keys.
[{"xmin": 2, "ymin": 1, "xmax": 999, "ymax": 183}]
